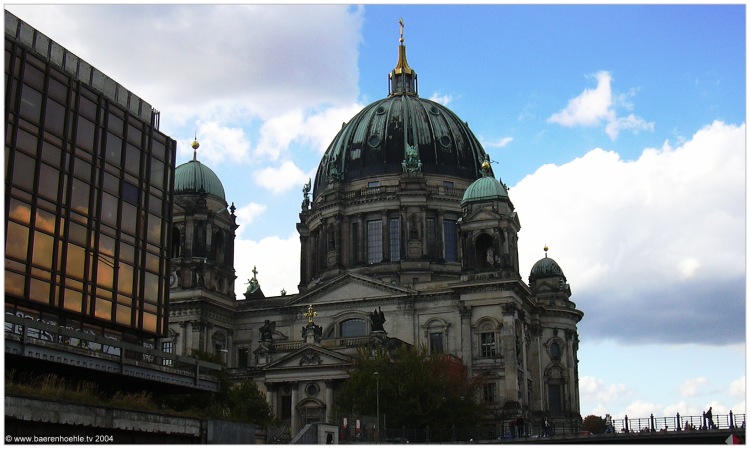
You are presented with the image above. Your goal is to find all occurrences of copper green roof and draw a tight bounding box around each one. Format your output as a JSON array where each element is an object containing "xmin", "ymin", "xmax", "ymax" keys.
[
  {"xmin": 530, "ymin": 256, "xmax": 565, "ymax": 279},
  {"xmin": 174, "ymin": 159, "xmax": 226, "ymax": 200},
  {"xmin": 311, "ymin": 25, "xmax": 493, "ymax": 199},
  {"xmin": 460, "ymin": 175, "xmax": 508, "ymax": 206}
]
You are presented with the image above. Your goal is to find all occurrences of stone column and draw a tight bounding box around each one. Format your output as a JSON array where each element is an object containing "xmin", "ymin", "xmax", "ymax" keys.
[
  {"xmin": 501, "ymin": 303, "xmax": 518, "ymax": 403},
  {"xmin": 184, "ymin": 321, "xmax": 193, "ymax": 355},
  {"xmin": 291, "ymin": 383, "xmax": 299, "ymax": 434},
  {"xmin": 325, "ymin": 381, "xmax": 334, "ymax": 423}
]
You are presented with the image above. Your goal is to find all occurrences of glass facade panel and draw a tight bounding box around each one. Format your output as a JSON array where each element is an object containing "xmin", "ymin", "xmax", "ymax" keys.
[
  {"xmin": 65, "ymin": 244, "xmax": 86, "ymax": 280},
  {"xmin": 6, "ymin": 221, "xmax": 29, "ymax": 261},
  {"xmin": 124, "ymin": 143, "xmax": 140, "ymax": 175},
  {"xmin": 12, "ymin": 151, "xmax": 35, "ymax": 191},
  {"xmin": 44, "ymin": 99, "xmax": 66, "ymax": 136},
  {"xmin": 37, "ymin": 163, "xmax": 59, "ymax": 200},
  {"xmin": 6, "ymin": 30, "xmax": 175, "ymax": 339},
  {"xmin": 28, "ymin": 277, "xmax": 50, "ymax": 303},
  {"xmin": 31, "ymin": 231, "xmax": 54, "ymax": 269},
  {"xmin": 70, "ymin": 178, "xmax": 90, "ymax": 215},
  {"xmin": 19, "ymin": 85, "xmax": 42, "ymax": 122},
  {"xmin": 63, "ymin": 288, "xmax": 83, "ymax": 313},
  {"xmin": 75, "ymin": 117, "xmax": 95, "ymax": 152},
  {"xmin": 5, "ymin": 271, "xmax": 25, "ymax": 297}
]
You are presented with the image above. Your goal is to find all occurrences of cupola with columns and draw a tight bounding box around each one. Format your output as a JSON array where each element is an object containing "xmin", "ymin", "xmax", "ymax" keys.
[{"xmin": 170, "ymin": 138, "xmax": 239, "ymax": 298}]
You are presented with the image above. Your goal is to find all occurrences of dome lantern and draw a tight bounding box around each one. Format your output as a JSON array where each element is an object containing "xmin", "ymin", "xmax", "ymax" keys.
[{"xmin": 389, "ymin": 18, "xmax": 417, "ymax": 96}]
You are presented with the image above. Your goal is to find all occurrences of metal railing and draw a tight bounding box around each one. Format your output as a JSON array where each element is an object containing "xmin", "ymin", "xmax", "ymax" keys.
[
  {"xmin": 331, "ymin": 412, "xmax": 747, "ymax": 443},
  {"xmin": 5, "ymin": 313, "xmax": 222, "ymax": 391},
  {"xmin": 611, "ymin": 412, "xmax": 746, "ymax": 433}
]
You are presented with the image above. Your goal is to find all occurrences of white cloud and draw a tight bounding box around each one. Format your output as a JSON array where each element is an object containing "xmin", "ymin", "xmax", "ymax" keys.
[
  {"xmin": 548, "ymin": 71, "xmax": 613, "ymax": 126},
  {"xmin": 483, "ymin": 137, "xmax": 514, "ymax": 148},
  {"xmin": 254, "ymin": 160, "xmax": 313, "ymax": 196},
  {"xmin": 176, "ymin": 121, "xmax": 252, "ymax": 165},
  {"xmin": 234, "ymin": 203, "xmax": 267, "ymax": 238},
  {"xmin": 728, "ymin": 377, "xmax": 745, "ymax": 398},
  {"xmin": 234, "ymin": 232, "xmax": 301, "ymax": 298},
  {"xmin": 429, "ymin": 93, "xmax": 453, "ymax": 106},
  {"xmin": 623, "ymin": 400, "xmax": 662, "ymax": 419},
  {"xmin": 679, "ymin": 377, "xmax": 710, "ymax": 398},
  {"xmin": 580, "ymin": 376, "xmax": 633, "ymax": 405},
  {"xmin": 547, "ymin": 70, "xmax": 653, "ymax": 140},
  {"xmin": 512, "ymin": 120, "xmax": 745, "ymax": 344},
  {"xmin": 8, "ymin": 5, "xmax": 363, "ymax": 115},
  {"xmin": 254, "ymin": 103, "xmax": 364, "ymax": 161}
]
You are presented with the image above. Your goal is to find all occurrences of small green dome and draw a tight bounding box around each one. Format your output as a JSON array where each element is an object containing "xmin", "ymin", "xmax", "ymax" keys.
[
  {"xmin": 174, "ymin": 159, "xmax": 226, "ymax": 200},
  {"xmin": 460, "ymin": 175, "xmax": 508, "ymax": 206},
  {"xmin": 530, "ymin": 256, "xmax": 565, "ymax": 278}
]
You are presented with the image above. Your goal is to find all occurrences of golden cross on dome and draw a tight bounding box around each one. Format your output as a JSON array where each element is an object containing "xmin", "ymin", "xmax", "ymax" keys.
[
  {"xmin": 399, "ymin": 18, "xmax": 405, "ymax": 43},
  {"xmin": 304, "ymin": 304, "xmax": 317, "ymax": 323}
]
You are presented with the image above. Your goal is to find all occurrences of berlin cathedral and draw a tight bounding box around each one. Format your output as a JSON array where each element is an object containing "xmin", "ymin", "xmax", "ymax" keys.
[{"xmin": 166, "ymin": 26, "xmax": 584, "ymax": 436}]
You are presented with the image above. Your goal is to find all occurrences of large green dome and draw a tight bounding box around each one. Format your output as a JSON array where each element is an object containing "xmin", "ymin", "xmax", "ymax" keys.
[
  {"xmin": 174, "ymin": 158, "xmax": 226, "ymax": 200},
  {"xmin": 312, "ymin": 37, "xmax": 492, "ymax": 199}
]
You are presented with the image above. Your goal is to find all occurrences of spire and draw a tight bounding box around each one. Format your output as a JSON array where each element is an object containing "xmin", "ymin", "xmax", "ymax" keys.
[
  {"xmin": 389, "ymin": 18, "xmax": 418, "ymax": 96},
  {"xmin": 191, "ymin": 133, "xmax": 199, "ymax": 161}
]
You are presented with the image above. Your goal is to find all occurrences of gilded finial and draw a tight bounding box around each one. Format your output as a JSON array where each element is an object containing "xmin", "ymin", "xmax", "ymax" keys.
[
  {"xmin": 191, "ymin": 132, "xmax": 199, "ymax": 161},
  {"xmin": 544, "ymin": 244, "xmax": 549, "ymax": 257},
  {"xmin": 481, "ymin": 156, "xmax": 491, "ymax": 176}
]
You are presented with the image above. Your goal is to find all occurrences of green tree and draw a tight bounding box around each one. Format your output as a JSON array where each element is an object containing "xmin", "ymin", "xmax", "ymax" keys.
[
  {"xmin": 582, "ymin": 414, "xmax": 606, "ymax": 434},
  {"xmin": 336, "ymin": 345, "xmax": 484, "ymax": 430},
  {"xmin": 159, "ymin": 350, "xmax": 273, "ymax": 425}
]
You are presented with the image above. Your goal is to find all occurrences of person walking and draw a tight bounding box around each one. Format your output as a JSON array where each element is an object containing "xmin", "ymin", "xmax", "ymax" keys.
[{"xmin": 706, "ymin": 407, "xmax": 715, "ymax": 429}]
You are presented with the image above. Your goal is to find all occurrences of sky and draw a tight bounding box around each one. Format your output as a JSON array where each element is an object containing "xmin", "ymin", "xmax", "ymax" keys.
[{"xmin": 5, "ymin": 3, "xmax": 745, "ymax": 421}]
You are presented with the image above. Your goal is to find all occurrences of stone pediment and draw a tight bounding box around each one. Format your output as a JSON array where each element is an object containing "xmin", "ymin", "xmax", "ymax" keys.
[
  {"xmin": 462, "ymin": 208, "xmax": 519, "ymax": 226},
  {"xmin": 287, "ymin": 273, "xmax": 414, "ymax": 306},
  {"xmin": 263, "ymin": 345, "xmax": 352, "ymax": 371}
]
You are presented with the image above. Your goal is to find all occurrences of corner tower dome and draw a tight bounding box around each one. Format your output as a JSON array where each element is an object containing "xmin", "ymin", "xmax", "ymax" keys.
[
  {"xmin": 312, "ymin": 22, "xmax": 493, "ymax": 199},
  {"xmin": 530, "ymin": 246, "xmax": 566, "ymax": 280},
  {"xmin": 461, "ymin": 159, "xmax": 509, "ymax": 206},
  {"xmin": 174, "ymin": 140, "xmax": 226, "ymax": 201}
]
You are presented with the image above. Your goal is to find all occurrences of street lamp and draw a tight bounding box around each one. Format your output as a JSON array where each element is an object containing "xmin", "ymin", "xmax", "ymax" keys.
[{"xmin": 374, "ymin": 371, "xmax": 380, "ymax": 441}]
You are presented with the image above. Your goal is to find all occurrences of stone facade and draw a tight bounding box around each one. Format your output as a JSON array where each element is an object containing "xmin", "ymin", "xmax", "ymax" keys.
[{"xmin": 166, "ymin": 31, "xmax": 584, "ymax": 436}]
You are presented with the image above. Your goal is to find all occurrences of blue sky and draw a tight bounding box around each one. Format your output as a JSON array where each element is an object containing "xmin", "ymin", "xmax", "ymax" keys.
[{"xmin": 5, "ymin": 3, "xmax": 745, "ymax": 419}]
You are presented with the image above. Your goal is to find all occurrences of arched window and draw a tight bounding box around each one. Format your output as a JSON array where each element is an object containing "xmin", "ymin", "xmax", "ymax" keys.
[
  {"xmin": 422, "ymin": 318, "xmax": 450, "ymax": 354},
  {"xmin": 474, "ymin": 233, "xmax": 494, "ymax": 269},
  {"xmin": 340, "ymin": 318, "xmax": 366, "ymax": 337}
]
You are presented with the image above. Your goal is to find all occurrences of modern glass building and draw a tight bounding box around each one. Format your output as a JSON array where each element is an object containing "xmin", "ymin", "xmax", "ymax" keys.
[{"xmin": 4, "ymin": 11, "xmax": 176, "ymax": 344}]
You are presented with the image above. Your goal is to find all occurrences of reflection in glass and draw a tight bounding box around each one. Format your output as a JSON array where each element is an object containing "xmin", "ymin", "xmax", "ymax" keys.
[
  {"xmin": 28, "ymin": 278, "xmax": 50, "ymax": 303},
  {"xmin": 63, "ymin": 288, "xmax": 82, "ymax": 313},
  {"xmin": 13, "ymin": 151, "xmax": 35, "ymax": 190},
  {"xmin": 31, "ymin": 231, "xmax": 54, "ymax": 270},
  {"xmin": 95, "ymin": 297, "xmax": 112, "ymax": 320},
  {"xmin": 65, "ymin": 244, "xmax": 86, "ymax": 280},
  {"xmin": 6, "ymin": 221, "xmax": 30, "ymax": 261}
]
